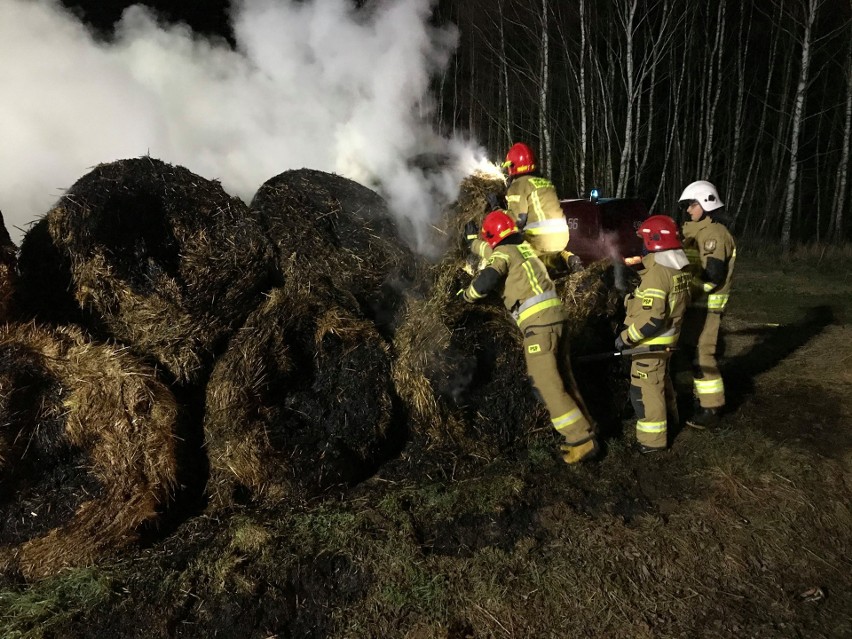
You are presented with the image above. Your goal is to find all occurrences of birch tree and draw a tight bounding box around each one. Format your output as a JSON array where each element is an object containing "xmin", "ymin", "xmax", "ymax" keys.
[
  {"xmin": 830, "ymin": 34, "xmax": 852, "ymax": 241},
  {"xmin": 781, "ymin": 0, "xmax": 821, "ymax": 252},
  {"xmin": 615, "ymin": 0, "xmax": 638, "ymax": 198},
  {"xmin": 538, "ymin": 0, "xmax": 552, "ymax": 177}
]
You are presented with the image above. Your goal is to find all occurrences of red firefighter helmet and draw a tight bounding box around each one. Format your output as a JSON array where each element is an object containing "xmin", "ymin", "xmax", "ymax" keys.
[
  {"xmin": 502, "ymin": 142, "xmax": 536, "ymax": 176},
  {"xmin": 480, "ymin": 210, "xmax": 519, "ymax": 248},
  {"xmin": 637, "ymin": 215, "xmax": 682, "ymax": 252}
]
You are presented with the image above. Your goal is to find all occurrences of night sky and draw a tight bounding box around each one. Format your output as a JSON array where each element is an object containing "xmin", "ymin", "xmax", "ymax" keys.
[{"xmin": 61, "ymin": 0, "xmax": 233, "ymax": 38}]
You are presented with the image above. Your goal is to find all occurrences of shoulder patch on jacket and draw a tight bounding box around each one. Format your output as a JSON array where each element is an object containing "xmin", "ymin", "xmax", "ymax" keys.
[
  {"xmin": 642, "ymin": 297, "xmax": 654, "ymax": 309},
  {"xmin": 704, "ymin": 239, "xmax": 717, "ymax": 252}
]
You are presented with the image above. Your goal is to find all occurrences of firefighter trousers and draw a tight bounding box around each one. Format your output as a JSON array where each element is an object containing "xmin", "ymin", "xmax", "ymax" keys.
[
  {"xmin": 522, "ymin": 322, "xmax": 594, "ymax": 446},
  {"xmin": 629, "ymin": 353, "xmax": 678, "ymax": 449},
  {"xmin": 679, "ymin": 308, "xmax": 725, "ymax": 408}
]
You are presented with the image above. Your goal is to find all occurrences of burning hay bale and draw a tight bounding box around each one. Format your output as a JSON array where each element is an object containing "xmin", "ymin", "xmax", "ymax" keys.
[
  {"xmin": 251, "ymin": 168, "xmax": 424, "ymax": 335},
  {"xmin": 204, "ymin": 281, "xmax": 399, "ymax": 506},
  {"xmin": 443, "ymin": 170, "xmax": 507, "ymax": 253},
  {"xmin": 15, "ymin": 157, "xmax": 276, "ymax": 384},
  {"xmin": 0, "ymin": 210, "xmax": 17, "ymax": 322},
  {"xmin": 0, "ymin": 323, "xmax": 179, "ymax": 580}
]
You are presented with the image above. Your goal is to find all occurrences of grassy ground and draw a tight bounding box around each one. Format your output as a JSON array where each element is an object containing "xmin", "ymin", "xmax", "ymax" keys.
[{"xmin": 1, "ymin": 251, "xmax": 851, "ymax": 639}]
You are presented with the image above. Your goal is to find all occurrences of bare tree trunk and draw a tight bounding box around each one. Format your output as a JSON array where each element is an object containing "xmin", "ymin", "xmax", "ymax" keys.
[
  {"xmin": 650, "ymin": 22, "xmax": 690, "ymax": 214},
  {"xmin": 830, "ymin": 37, "xmax": 852, "ymax": 241},
  {"xmin": 615, "ymin": 0, "xmax": 638, "ymax": 198},
  {"xmin": 781, "ymin": 0, "xmax": 820, "ymax": 253},
  {"xmin": 727, "ymin": 2, "xmax": 751, "ymax": 219},
  {"xmin": 702, "ymin": 0, "xmax": 726, "ymax": 177},
  {"xmin": 735, "ymin": 1, "xmax": 782, "ymax": 228},
  {"xmin": 539, "ymin": 0, "xmax": 552, "ymax": 178},
  {"xmin": 498, "ymin": 0, "xmax": 513, "ymax": 146},
  {"xmin": 759, "ymin": 21, "xmax": 796, "ymax": 236}
]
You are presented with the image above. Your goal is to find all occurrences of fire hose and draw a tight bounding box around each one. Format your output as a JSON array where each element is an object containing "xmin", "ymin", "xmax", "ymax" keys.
[{"xmin": 575, "ymin": 345, "xmax": 677, "ymax": 363}]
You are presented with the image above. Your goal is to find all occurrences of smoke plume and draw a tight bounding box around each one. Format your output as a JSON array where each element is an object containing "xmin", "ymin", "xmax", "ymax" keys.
[{"xmin": 0, "ymin": 0, "xmax": 486, "ymax": 253}]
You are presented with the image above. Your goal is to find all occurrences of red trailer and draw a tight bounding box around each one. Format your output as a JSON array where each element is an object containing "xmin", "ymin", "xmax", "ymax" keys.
[{"xmin": 560, "ymin": 197, "xmax": 649, "ymax": 263}]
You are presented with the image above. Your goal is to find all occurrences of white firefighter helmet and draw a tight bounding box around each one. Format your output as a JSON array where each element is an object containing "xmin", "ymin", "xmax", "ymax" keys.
[{"xmin": 678, "ymin": 180, "xmax": 724, "ymax": 212}]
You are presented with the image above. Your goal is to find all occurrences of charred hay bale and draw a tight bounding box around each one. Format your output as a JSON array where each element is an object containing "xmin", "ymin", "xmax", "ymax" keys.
[
  {"xmin": 16, "ymin": 158, "xmax": 276, "ymax": 383},
  {"xmin": 204, "ymin": 282, "xmax": 398, "ymax": 506},
  {"xmin": 0, "ymin": 323, "xmax": 179, "ymax": 580},
  {"xmin": 251, "ymin": 168, "xmax": 424, "ymax": 335},
  {"xmin": 392, "ymin": 258, "xmax": 545, "ymax": 462},
  {"xmin": 0, "ymin": 210, "xmax": 17, "ymax": 321}
]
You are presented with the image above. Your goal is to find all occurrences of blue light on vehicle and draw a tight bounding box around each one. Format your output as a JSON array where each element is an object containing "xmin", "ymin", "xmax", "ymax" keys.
[{"xmin": 589, "ymin": 188, "xmax": 600, "ymax": 203}]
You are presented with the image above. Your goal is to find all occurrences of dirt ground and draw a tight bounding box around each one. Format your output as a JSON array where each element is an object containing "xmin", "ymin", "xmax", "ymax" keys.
[{"xmin": 1, "ymin": 252, "xmax": 850, "ymax": 639}]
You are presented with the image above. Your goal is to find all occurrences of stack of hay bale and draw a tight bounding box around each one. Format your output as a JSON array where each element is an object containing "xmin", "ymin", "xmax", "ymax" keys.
[
  {"xmin": 2, "ymin": 156, "xmax": 629, "ymax": 578},
  {"xmin": 204, "ymin": 168, "xmax": 419, "ymax": 505}
]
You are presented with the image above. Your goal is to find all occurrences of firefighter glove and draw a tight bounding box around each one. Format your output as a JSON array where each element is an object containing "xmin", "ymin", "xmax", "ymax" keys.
[
  {"xmin": 463, "ymin": 221, "xmax": 478, "ymax": 247},
  {"xmin": 565, "ymin": 253, "xmax": 583, "ymax": 272},
  {"xmin": 614, "ymin": 334, "xmax": 629, "ymax": 352},
  {"xmin": 485, "ymin": 192, "xmax": 506, "ymax": 211}
]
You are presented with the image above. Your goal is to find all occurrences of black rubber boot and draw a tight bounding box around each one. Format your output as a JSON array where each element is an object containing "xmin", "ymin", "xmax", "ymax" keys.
[
  {"xmin": 686, "ymin": 407, "xmax": 721, "ymax": 430},
  {"xmin": 636, "ymin": 443, "xmax": 666, "ymax": 455}
]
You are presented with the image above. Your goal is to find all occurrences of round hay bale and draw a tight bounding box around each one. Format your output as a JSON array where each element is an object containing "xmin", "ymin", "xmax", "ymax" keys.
[
  {"xmin": 0, "ymin": 210, "xmax": 17, "ymax": 322},
  {"xmin": 392, "ymin": 258, "xmax": 545, "ymax": 463},
  {"xmin": 204, "ymin": 281, "xmax": 399, "ymax": 506},
  {"xmin": 0, "ymin": 323, "xmax": 179, "ymax": 580},
  {"xmin": 16, "ymin": 157, "xmax": 276, "ymax": 384},
  {"xmin": 250, "ymin": 168, "xmax": 424, "ymax": 336}
]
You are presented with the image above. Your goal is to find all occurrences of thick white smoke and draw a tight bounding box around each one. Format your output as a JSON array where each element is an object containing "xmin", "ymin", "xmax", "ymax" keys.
[{"xmin": 0, "ymin": 0, "xmax": 489, "ymax": 252}]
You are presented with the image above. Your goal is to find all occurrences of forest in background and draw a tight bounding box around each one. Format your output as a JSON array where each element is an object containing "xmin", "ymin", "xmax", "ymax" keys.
[{"xmin": 432, "ymin": 0, "xmax": 852, "ymax": 249}]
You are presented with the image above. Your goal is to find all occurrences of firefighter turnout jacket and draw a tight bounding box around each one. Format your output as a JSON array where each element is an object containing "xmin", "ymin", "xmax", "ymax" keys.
[
  {"xmin": 682, "ymin": 216, "xmax": 736, "ymax": 312},
  {"xmin": 620, "ymin": 251, "xmax": 691, "ymax": 449},
  {"xmin": 680, "ymin": 215, "xmax": 736, "ymax": 409},
  {"xmin": 620, "ymin": 252, "xmax": 691, "ymax": 349},
  {"xmin": 505, "ymin": 174, "xmax": 570, "ymax": 255},
  {"xmin": 462, "ymin": 235, "xmax": 595, "ymax": 447}
]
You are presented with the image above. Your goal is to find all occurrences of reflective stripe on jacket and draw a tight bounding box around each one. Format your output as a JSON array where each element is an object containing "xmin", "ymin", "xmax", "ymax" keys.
[
  {"xmin": 506, "ymin": 175, "xmax": 565, "ymax": 230},
  {"xmin": 463, "ymin": 238, "xmax": 564, "ymax": 328},
  {"xmin": 621, "ymin": 253, "xmax": 691, "ymax": 347}
]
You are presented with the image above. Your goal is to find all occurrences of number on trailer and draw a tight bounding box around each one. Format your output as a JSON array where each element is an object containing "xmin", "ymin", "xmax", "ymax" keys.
[{"xmin": 567, "ymin": 217, "xmax": 579, "ymax": 230}]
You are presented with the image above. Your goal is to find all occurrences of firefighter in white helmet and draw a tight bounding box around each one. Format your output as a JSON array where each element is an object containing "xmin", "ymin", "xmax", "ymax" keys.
[{"xmin": 677, "ymin": 180, "xmax": 737, "ymax": 429}]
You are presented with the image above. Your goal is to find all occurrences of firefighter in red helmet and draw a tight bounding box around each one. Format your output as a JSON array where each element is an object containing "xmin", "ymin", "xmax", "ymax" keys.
[
  {"xmin": 499, "ymin": 143, "xmax": 581, "ymax": 273},
  {"xmin": 462, "ymin": 210, "xmax": 598, "ymax": 464},
  {"xmin": 616, "ymin": 215, "xmax": 691, "ymax": 453}
]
